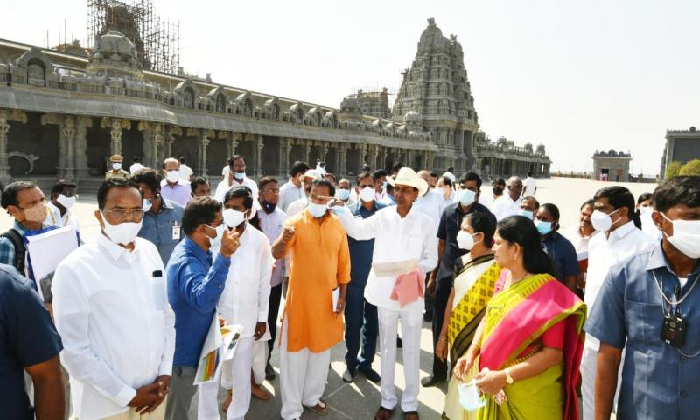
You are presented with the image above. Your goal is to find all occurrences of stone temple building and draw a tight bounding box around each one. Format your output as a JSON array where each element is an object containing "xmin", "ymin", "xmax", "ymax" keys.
[
  {"xmin": 592, "ymin": 149, "xmax": 632, "ymax": 182},
  {"xmin": 0, "ymin": 19, "xmax": 550, "ymax": 189},
  {"xmin": 660, "ymin": 126, "xmax": 700, "ymax": 179}
]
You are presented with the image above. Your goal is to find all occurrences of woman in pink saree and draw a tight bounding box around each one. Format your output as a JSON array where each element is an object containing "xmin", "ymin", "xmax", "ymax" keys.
[{"xmin": 453, "ymin": 216, "xmax": 586, "ymax": 420}]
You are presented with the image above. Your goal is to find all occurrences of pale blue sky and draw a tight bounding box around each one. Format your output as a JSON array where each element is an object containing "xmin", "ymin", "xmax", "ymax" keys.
[{"xmin": 3, "ymin": 0, "xmax": 699, "ymax": 176}]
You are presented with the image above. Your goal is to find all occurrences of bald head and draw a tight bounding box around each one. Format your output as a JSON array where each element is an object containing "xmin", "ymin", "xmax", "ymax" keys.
[
  {"xmin": 163, "ymin": 157, "xmax": 179, "ymax": 170},
  {"xmin": 417, "ymin": 170, "xmax": 431, "ymax": 183},
  {"xmin": 507, "ymin": 176, "xmax": 523, "ymax": 201}
]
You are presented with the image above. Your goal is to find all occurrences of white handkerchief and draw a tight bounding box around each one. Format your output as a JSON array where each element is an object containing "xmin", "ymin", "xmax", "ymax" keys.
[
  {"xmin": 372, "ymin": 259, "xmax": 419, "ymax": 278},
  {"xmin": 332, "ymin": 287, "xmax": 340, "ymax": 312}
]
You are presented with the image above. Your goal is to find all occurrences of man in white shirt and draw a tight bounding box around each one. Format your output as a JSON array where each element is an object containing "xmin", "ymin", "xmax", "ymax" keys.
[
  {"xmin": 178, "ymin": 157, "xmax": 193, "ymax": 182},
  {"xmin": 214, "ymin": 156, "xmax": 259, "ymax": 211},
  {"xmin": 256, "ymin": 176, "xmax": 288, "ymax": 380},
  {"xmin": 129, "ymin": 156, "xmax": 145, "ymax": 176},
  {"xmin": 199, "ymin": 187, "xmax": 274, "ymax": 420},
  {"xmin": 580, "ymin": 186, "xmax": 655, "ymax": 420},
  {"xmin": 561, "ymin": 199, "xmax": 596, "ymax": 297},
  {"xmin": 522, "ymin": 171, "xmax": 537, "ymax": 196},
  {"xmin": 53, "ymin": 177, "xmax": 176, "ymax": 420},
  {"xmin": 334, "ymin": 167, "xmax": 438, "ymax": 420},
  {"xmin": 161, "ymin": 157, "xmax": 192, "ymax": 207},
  {"xmin": 44, "ymin": 180, "xmax": 81, "ymax": 235},
  {"xmin": 491, "ymin": 176, "xmax": 523, "ymax": 220},
  {"xmin": 336, "ymin": 178, "xmax": 356, "ymax": 207},
  {"xmin": 286, "ymin": 170, "xmax": 321, "ymax": 218},
  {"xmin": 415, "ymin": 170, "xmax": 446, "ymax": 229},
  {"xmin": 278, "ymin": 161, "xmax": 309, "ymax": 213}
]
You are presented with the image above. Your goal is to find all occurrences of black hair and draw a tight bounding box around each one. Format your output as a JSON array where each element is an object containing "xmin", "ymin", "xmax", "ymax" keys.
[
  {"xmin": 580, "ymin": 199, "xmax": 594, "ymax": 210},
  {"xmin": 290, "ymin": 161, "xmax": 310, "ymax": 177},
  {"xmin": 373, "ymin": 170, "xmax": 388, "ymax": 180},
  {"xmin": 179, "ymin": 156, "xmax": 187, "ymax": 164},
  {"xmin": 465, "ymin": 211, "xmax": 496, "ymax": 247},
  {"xmin": 362, "ymin": 164, "xmax": 371, "ymax": 172},
  {"xmin": 51, "ymin": 180, "xmax": 77, "ymax": 196},
  {"xmin": 96, "ymin": 177, "xmax": 141, "ymax": 211},
  {"xmin": 190, "ymin": 177, "xmax": 209, "ymax": 192},
  {"xmin": 522, "ymin": 195, "xmax": 540, "ymax": 209},
  {"xmin": 460, "ymin": 171, "xmax": 482, "ymax": 188},
  {"xmin": 224, "ymin": 186, "xmax": 254, "ymax": 210},
  {"xmin": 357, "ymin": 171, "xmax": 374, "ymax": 185},
  {"xmin": 497, "ymin": 216, "xmax": 557, "ymax": 278},
  {"xmin": 310, "ymin": 179, "xmax": 335, "ymax": 197},
  {"xmin": 132, "ymin": 156, "xmax": 140, "ymax": 163},
  {"xmin": 653, "ymin": 176, "xmax": 700, "ymax": 213},
  {"xmin": 182, "ymin": 197, "xmax": 222, "ymax": 236},
  {"xmin": 637, "ymin": 192, "xmax": 653, "ymax": 204},
  {"xmin": 392, "ymin": 162, "xmax": 404, "ymax": 173},
  {"xmin": 594, "ymin": 186, "xmax": 640, "ymax": 229},
  {"xmin": 1, "ymin": 181, "xmax": 38, "ymax": 209},
  {"xmin": 527, "ymin": 171, "xmax": 533, "ymax": 177},
  {"xmin": 447, "ymin": 166, "xmax": 454, "ymax": 172},
  {"xmin": 443, "ymin": 177, "xmax": 452, "ymax": 186},
  {"xmin": 258, "ymin": 176, "xmax": 278, "ymax": 192},
  {"xmin": 494, "ymin": 178, "xmax": 506, "ymax": 187},
  {"xmin": 131, "ymin": 169, "xmax": 162, "ymax": 195},
  {"xmin": 539, "ymin": 203, "xmax": 561, "ymax": 231},
  {"xmin": 228, "ymin": 155, "xmax": 243, "ymax": 168},
  {"xmin": 430, "ymin": 171, "xmax": 438, "ymax": 178}
]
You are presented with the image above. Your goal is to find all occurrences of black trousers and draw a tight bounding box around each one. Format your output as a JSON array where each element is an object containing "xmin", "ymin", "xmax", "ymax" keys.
[
  {"xmin": 430, "ymin": 276, "xmax": 452, "ymax": 380},
  {"xmin": 267, "ymin": 283, "xmax": 283, "ymax": 361}
]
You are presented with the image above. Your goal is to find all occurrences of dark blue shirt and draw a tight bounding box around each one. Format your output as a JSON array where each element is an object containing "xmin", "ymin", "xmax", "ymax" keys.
[
  {"xmin": 138, "ymin": 199, "xmax": 185, "ymax": 266},
  {"xmin": 0, "ymin": 264, "xmax": 63, "ymax": 420},
  {"xmin": 586, "ymin": 245, "xmax": 700, "ymax": 420},
  {"xmin": 347, "ymin": 201, "xmax": 386, "ymax": 288},
  {"xmin": 436, "ymin": 201, "xmax": 496, "ymax": 282},
  {"xmin": 542, "ymin": 231, "xmax": 580, "ymax": 281},
  {"xmin": 166, "ymin": 238, "xmax": 231, "ymax": 367}
]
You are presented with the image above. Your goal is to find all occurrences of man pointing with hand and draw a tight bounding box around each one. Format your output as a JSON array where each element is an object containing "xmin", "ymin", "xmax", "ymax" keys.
[
  {"xmin": 164, "ymin": 196, "xmax": 240, "ymax": 419},
  {"xmin": 271, "ymin": 178, "xmax": 351, "ymax": 420}
]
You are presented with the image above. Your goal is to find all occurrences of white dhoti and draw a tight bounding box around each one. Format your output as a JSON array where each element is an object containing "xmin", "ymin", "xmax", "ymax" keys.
[
  {"xmin": 377, "ymin": 306, "xmax": 423, "ymax": 413},
  {"xmin": 279, "ymin": 321, "xmax": 331, "ymax": 420},
  {"xmin": 580, "ymin": 334, "xmax": 623, "ymax": 420}
]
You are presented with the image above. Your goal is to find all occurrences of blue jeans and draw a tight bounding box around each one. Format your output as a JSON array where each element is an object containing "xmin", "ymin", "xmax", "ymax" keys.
[{"xmin": 344, "ymin": 282, "xmax": 378, "ymax": 371}]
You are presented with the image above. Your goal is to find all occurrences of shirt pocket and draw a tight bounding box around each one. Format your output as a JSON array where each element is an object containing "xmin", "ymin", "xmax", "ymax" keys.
[
  {"xmin": 624, "ymin": 299, "xmax": 662, "ymax": 347},
  {"xmin": 151, "ymin": 276, "xmax": 166, "ymax": 311}
]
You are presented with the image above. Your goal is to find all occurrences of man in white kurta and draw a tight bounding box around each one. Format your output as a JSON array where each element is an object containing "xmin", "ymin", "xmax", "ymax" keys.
[
  {"xmin": 336, "ymin": 168, "xmax": 438, "ymax": 418},
  {"xmin": 53, "ymin": 180, "xmax": 175, "ymax": 420},
  {"xmin": 199, "ymin": 188, "xmax": 274, "ymax": 420},
  {"xmin": 580, "ymin": 187, "xmax": 656, "ymax": 420}
]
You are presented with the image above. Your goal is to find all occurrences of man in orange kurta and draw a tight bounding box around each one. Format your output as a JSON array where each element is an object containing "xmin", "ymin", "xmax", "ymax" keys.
[{"xmin": 271, "ymin": 179, "xmax": 350, "ymax": 420}]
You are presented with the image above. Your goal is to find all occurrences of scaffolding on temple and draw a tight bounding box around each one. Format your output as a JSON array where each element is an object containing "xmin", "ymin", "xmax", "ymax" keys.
[{"xmin": 87, "ymin": 0, "xmax": 180, "ymax": 74}]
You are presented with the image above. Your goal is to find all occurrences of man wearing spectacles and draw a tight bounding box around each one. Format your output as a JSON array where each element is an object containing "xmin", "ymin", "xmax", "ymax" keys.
[
  {"xmin": 215, "ymin": 156, "xmax": 259, "ymax": 211},
  {"xmin": 53, "ymin": 177, "xmax": 176, "ymax": 420}
]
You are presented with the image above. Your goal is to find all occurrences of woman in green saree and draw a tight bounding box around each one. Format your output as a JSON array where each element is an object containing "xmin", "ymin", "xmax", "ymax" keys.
[
  {"xmin": 437, "ymin": 212, "xmax": 500, "ymax": 420},
  {"xmin": 454, "ymin": 216, "xmax": 586, "ymax": 420}
]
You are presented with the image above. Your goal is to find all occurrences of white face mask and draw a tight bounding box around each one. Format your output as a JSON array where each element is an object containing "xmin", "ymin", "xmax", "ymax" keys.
[
  {"xmin": 661, "ymin": 213, "xmax": 700, "ymax": 259},
  {"xmin": 591, "ymin": 208, "xmax": 621, "ymax": 232},
  {"xmin": 234, "ymin": 172, "xmax": 246, "ymax": 180},
  {"xmin": 458, "ymin": 189, "xmax": 476, "ymax": 206},
  {"xmin": 640, "ymin": 206, "xmax": 653, "ymax": 216},
  {"xmin": 112, "ymin": 163, "xmax": 122, "ymax": 170},
  {"xmin": 166, "ymin": 170, "xmax": 180, "ymax": 183},
  {"xmin": 57, "ymin": 194, "xmax": 76, "ymax": 209},
  {"xmin": 457, "ymin": 231, "xmax": 480, "ymax": 250},
  {"xmin": 337, "ymin": 188, "xmax": 351, "ymax": 201},
  {"xmin": 359, "ymin": 187, "xmax": 375, "ymax": 203},
  {"xmin": 223, "ymin": 208, "xmax": 246, "ymax": 229},
  {"xmin": 211, "ymin": 224, "xmax": 224, "ymax": 249},
  {"xmin": 307, "ymin": 201, "xmax": 327, "ymax": 218},
  {"xmin": 101, "ymin": 213, "xmax": 142, "ymax": 246},
  {"xmin": 142, "ymin": 198, "xmax": 152, "ymax": 213}
]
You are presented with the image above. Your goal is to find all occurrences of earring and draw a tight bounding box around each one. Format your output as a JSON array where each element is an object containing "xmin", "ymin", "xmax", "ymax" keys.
[{"xmin": 513, "ymin": 253, "xmax": 518, "ymax": 261}]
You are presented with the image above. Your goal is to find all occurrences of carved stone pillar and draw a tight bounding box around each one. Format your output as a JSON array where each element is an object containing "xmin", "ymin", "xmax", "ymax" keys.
[
  {"xmin": 230, "ymin": 133, "xmax": 242, "ymax": 158},
  {"xmin": 358, "ymin": 143, "xmax": 368, "ymax": 169},
  {"xmin": 302, "ymin": 140, "xmax": 311, "ymax": 163},
  {"xmin": 255, "ymin": 134, "xmax": 264, "ymax": 179},
  {"xmin": 427, "ymin": 151, "xmax": 435, "ymax": 169},
  {"xmin": 165, "ymin": 126, "xmax": 180, "ymax": 160},
  {"xmin": 72, "ymin": 117, "xmax": 93, "ymax": 179},
  {"xmin": 318, "ymin": 142, "xmax": 329, "ymax": 166},
  {"xmin": 41, "ymin": 113, "xmax": 68, "ymax": 178},
  {"xmin": 0, "ymin": 111, "xmax": 12, "ymax": 184},
  {"xmin": 279, "ymin": 137, "xmax": 291, "ymax": 178},
  {"xmin": 101, "ymin": 118, "xmax": 130, "ymax": 157},
  {"xmin": 368, "ymin": 144, "xmax": 379, "ymax": 170},
  {"xmin": 198, "ymin": 130, "xmax": 212, "ymax": 178},
  {"xmin": 339, "ymin": 143, "xmax": 348, "ymax": 177},
  {"xmin": 139, "ymin": 122, "xmax": 163, "ymax": 169}
]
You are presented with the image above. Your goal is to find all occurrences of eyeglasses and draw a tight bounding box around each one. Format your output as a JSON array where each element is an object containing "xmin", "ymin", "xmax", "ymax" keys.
[
  {"xmin": 104, "ymin": 208, "xmax": 144, "ymax": 220},
  {"xmin": 263, "ymin": 188, "xmax": 280, "ymax": 194}
]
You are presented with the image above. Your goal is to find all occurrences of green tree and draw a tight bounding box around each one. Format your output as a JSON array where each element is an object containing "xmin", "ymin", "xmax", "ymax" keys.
[
  {"xmin": 666, "ymin": 161, "xmax": 682, "ymax": 179},
  {"xmin": 679, "ymin": 159, "xmax": 700, "ymax": 176}
]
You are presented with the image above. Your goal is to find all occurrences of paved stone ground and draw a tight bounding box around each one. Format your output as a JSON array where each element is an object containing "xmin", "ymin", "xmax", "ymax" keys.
[{"xmin": 0, "ymin": 177, "xmax": 645, "ymax": 419}]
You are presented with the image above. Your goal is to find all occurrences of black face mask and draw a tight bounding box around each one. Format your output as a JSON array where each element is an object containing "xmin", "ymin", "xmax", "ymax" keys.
[
  {"xmin": 261, "ymin": 200, "xmax": 277, "ymax": 214},
  {"xmin": 493, "ymin": 187, "xmax": 504, "ymax": 196}
]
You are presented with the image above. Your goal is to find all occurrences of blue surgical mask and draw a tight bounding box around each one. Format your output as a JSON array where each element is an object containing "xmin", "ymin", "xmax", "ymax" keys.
[
  {"xmin": 518, "ymin": 209, "xmax": 534, "ymax": 219},
  {"xmin": 458, "ymin": 189, "xmax": 476, "ymax": 206},
  {"xmin": 337, "ymin": 188, "xmax": 351, "ymax": 201},
  {"xmin": 307, "ymin": 201, "xmax": 327, "ymax": 218},
  {"xmin": 535, "ymin": 220, "xmax": 553, "ymax": 235}
]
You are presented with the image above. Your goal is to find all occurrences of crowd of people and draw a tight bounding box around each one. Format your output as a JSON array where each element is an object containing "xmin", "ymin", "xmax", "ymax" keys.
[{"xmin": 1, "ymin": 154, "xmax": 698, "ymax": 420}]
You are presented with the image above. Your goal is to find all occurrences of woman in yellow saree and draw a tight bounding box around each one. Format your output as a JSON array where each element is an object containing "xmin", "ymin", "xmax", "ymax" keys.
[
  {"xmin": 454, "ymin": 216, "xmax": 586, "ymax": 420},
  {"xmin": 437, "ymin": 212, "xmax": 500, "ymax": 420}
]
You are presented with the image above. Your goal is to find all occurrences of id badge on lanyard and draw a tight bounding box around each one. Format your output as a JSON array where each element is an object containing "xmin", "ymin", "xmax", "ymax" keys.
[{"xmin": 172, "ymin": 222, "xmax": 181, "ymax": 240}]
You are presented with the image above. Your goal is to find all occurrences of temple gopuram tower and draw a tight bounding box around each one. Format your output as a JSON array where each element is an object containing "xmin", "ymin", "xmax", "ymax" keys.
[{"xmin": 393, "ymin": 18, "xmax": 480, "ymax": 173}]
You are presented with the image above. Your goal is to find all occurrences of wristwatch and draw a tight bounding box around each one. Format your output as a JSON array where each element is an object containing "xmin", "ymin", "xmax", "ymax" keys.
[{"xmin": 504, "ymin": 368, "xmax": 515, "ymax": 385}]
